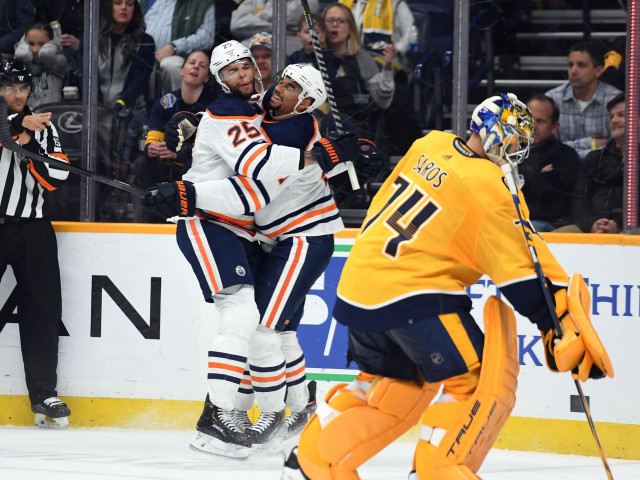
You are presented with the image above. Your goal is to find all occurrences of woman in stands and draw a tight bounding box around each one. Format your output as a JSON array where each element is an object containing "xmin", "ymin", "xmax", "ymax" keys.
[
  {"xmin": 14, "ymin": 22, "xmax": 67, "ymax": 109},
  {"xmin": 321, "ymin": 2, "xmax": 396, "ymax": 139}
]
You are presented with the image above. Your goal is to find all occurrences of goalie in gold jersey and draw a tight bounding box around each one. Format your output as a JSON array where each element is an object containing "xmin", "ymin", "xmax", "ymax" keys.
[{"xmin": 282, "ymin": 93, "xmax": 613, "ymax": 480}]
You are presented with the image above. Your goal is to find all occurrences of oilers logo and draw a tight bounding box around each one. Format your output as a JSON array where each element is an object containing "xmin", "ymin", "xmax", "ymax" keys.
[{"xmin": 235, "ymin": 266, "xmax": 246, "ymax": 277}]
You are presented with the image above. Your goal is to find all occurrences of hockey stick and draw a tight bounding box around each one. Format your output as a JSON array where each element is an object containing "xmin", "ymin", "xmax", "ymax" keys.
[
  {"xmin": 501, "ymin": 164, "xmax": 614, "ymax": 480},
  {"xmin": 298, "ymin": 0, "xmax": 360, "ymax": 191},
  {"xmin": 0, "ymin": 96, "xmax": 147, "ymax": 197}
]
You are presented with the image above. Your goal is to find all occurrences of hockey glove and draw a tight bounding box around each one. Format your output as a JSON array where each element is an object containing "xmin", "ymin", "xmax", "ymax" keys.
[
  {"xmin": 311, "ymin": 131, "xmax": 358, "ymax": 174},
  {"xmin": 140, "ymin": 180, "xmax": 196, "ymax": 219},
  {"xmin": 165, "ymin": 112, "xmax": 200, "ymax": 153}
]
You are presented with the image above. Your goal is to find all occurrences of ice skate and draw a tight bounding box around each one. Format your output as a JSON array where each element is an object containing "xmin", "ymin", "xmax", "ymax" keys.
[
  {"xmin": 284, "ymin": 380, "xmax": 317, "ymax": 441},
  {"xmin": 232, "ymin": 408, "xmax": 253, "ymax": 432},
  {"xmin": 190, "ymin": 403, "xmax": 253, "ymax": 458},
  {"xmin": 247, "ymin": 409, "xmax": 286, "ymax": 453},
  {"xmin": 281, "ymin": 447, "xmax": 311, "ymax": 480},
  {"xmin": 32, "ymin": 397, "xmax": 70, "ymax": 429}
]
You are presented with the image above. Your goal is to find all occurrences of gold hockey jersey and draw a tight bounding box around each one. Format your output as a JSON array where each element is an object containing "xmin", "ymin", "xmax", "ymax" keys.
[{"xmin": 335, "ymin": 131, "xmax": 568, "ymax": 330}]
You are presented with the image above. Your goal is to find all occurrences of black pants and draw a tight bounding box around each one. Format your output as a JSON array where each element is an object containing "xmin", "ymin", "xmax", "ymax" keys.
[{"xmin": 0, "ymin": 219, "xmax": 62, "ymax": 404}]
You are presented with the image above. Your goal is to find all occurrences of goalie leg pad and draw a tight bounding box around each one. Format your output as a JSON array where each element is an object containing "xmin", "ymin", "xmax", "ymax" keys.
[
  {"xmin": 296, "ymin": 375, "xmax": 440, "ymax": 480},
  {"xmin": 415, "ymin": 296, "xmax": 519, "ymax": 479}
]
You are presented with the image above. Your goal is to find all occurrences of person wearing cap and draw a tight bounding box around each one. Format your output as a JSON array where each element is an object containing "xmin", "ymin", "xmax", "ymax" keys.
[{"xmin": 248, "ymin": 32, "xmax": 273, "ymax": 90}]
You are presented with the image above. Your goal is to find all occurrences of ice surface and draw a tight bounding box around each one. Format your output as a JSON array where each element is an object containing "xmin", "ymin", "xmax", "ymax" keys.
[{"xmin": 0, "ymin": 426, "xmax": 638, "ymax": 479}]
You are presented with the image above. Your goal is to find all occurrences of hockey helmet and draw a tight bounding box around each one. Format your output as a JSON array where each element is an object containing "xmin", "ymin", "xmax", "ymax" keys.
[
  {"xmin": 275, "ymin": 63, "xmax": 327, "ymax": 115},
  {"xmin": 0, "ymin": 58, "xmax": 31, "ymax": 86},
  {"xmin": 470, "ymin": 92, "xmax": 533, "ymax": 167},
  {"xmin": 210, "ymin": 40, "xmax": 262, "ymax": 94}
]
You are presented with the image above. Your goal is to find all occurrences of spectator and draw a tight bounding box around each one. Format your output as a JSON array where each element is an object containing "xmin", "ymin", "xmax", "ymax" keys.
[
  {"xmin": 230, "ymin": 0, "xmax": 320, "ymax": 56},
  {"xmin": 545, "ymin": 40, "xmax": 622, "ymax": 159},
  {"xmin": 140, "ymin": 0, "xmax": 215, "ymax": 94},
  {"xmin": 134, "ymin": 50, "xmax": 214, "ymax": 222},
  {"xmin": 571, "ymin": 93, "xmax": 626, "ymax": 234},
  {"xmin": 0, "ymin": 0, "xmax": 34, "ymax": 57},
  {"xmin": 33, "ymin": 1, "xmax": 84, "ymax": 56},
  {"xmin": 78, "ymin": 0, "xmax": 155, "ymax": 113},
  {"xmin": 339, "ymin": 0, "xmax": 415, "ymax": 55},
  {"xmin": 287, "ymin": 13, "xmax": 326, "ymax": 69},
  {"xmin": 214, "ymin": 0, "xmax": 241, "ymax": 46},
  {"xmin": 248, "ymin": 32, "xmax": 273, "ymax": 91},
  {"xmin": 0, "ymin": 58, "xmax": 71, "ymax": 428},
  {"xmin": 322, "ymin": 2, "xmax": 395, "ymax": 139},
  {"xmin": 14, "ymin": 22, "xmax": 67, "ymax": 109},
  {"xmin": 521, "ymin": 94, "xmax": 579, "ymax": 232}
]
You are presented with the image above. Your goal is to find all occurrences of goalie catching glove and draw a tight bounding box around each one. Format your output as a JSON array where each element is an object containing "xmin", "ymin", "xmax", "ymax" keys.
[
  {"xmin": 165, "ymin": 111, "xmax": 200, "ymax": 152},
  {"xmin": 140, "ymin": 180, "xmax": 196, "ymax": 219},
  {"xmin": 542, "ymin": 274, "xmax": 614, "ymax": 382},
  {"xmin": 311, "ymin": 131, "xmax": 359, "ymax": 174}
]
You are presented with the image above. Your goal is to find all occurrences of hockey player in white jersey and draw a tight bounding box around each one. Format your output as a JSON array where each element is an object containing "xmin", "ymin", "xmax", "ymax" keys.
[
  {"xmin": 141, "ymin": 43, "xmax": 356, "ymax": 458},
  {"xmin": 185, "ymin": 64, "xmax": 348, "ymax": 454}
]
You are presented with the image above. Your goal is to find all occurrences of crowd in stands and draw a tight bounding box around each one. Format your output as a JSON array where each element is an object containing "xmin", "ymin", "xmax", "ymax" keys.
[{"xmin": 0, "ymin": 0, "xmax": 632, "ymax": 231}]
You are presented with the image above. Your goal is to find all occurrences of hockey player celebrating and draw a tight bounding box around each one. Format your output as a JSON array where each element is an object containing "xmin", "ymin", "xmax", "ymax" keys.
[
  {"xmin": 140, "ymin": 42, "xmax": 356, "ymax": 458},
  {"xmin": 282, "ymin": 93, "xmax": 614, "ymax": 479},
  {"xmin": 184, "ymin": 63, "xmax": 348, "ymax": 456}
]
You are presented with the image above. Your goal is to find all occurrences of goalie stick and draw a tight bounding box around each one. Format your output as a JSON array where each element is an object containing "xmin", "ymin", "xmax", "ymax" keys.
[
  {"xmin": 501, "ymin": 164, "xmax": 614, "ymax": 480},
  {"xmin": 298, "ymin": 0, "xmax": 360, "ymax": 191},
  {"xmin": 0, "ymin": 96, "xmax": 147, "ymax": 197}
]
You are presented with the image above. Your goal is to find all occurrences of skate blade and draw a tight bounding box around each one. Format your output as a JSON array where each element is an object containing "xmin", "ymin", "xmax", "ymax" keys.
[
  {"xmin": 35, "ymin": 413, "xmax": 69, "ymax": 429},
  {"xmin": 190, "ymin": 431, "xmax": 249, "ymax": 459}
]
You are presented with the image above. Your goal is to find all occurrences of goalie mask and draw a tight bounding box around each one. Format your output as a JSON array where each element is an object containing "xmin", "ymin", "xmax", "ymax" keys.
[
  {"xmin": 210, "ymin": 40, "xmax": 263, "ymax": 95},
  {"xmin": 272, "ymin": 63, "xmax": 327, "ymax": 117},
  {"xmin": 470, "ymin": 93, "xmax": 533, "ymax": 186}
]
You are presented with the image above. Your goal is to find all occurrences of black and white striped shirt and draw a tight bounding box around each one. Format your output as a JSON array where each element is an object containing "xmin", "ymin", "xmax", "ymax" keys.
[{"xmin": 0, "ymin": 115, "xmax": 69, "ymax": 219}]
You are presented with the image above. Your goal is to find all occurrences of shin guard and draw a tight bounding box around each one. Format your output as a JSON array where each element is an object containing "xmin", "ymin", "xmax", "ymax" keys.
[
  {"xmin": 415, "ymin": 296, "xmax": 519, "ymax": 479},
  {"xmin": 297, "ymin": 376, "xmax": 439, "ymax": 480}
]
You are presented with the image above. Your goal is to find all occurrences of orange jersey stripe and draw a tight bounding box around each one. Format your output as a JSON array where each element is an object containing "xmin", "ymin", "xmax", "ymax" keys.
[
  {"xmin": 265, "ymin": 238, "xmax": 304, "ymax": 328},
  {"xmin": 49, "ymin": 152, "xmax": 70, "ymax": 163},
  {"xmin": 188, "ymin": 219, "xmax": 220, "ymax": 292},
  {"xmin": 207, "ymin": 110, "xmax": 258, "ymax": 121},
  {"xmin": 304, "ymin": 118, "xmax": 320, "ymax": 151},
  {"xmin": 237, "ymin": 176, "xmax": 263, "ymax": 211},
  {"xmin": 26, "ymin": 160, "xmax": 56, "ymax": 191},
  {"xmin": 250, "ymin": 370, "xmax": 286, "ymax": 383},
  {"xmin": 240, "ymin": 144, "xmax": 269, "ymax": 177},
  {"xmin": 208, "ymin": 362, "xmax": 245, "ymax": 374},
  {"xmin": 286, "ymin": 364, "xmax": 306, "ymax": 378},
  {"xmin": 201, "ymin": 209, "xmax": 255, "ymax": 227},
  {"xmin": 266, "ymin": 204, "xmax": 338, "ymax": 238}
]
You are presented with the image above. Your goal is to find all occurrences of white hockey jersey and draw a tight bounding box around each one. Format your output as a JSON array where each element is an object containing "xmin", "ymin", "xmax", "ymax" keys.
[
  {"xmin": 194, "ymin": 104, "xmax": 344, "ymax": 240},
  {"xmin": 183, "ymin": 92, "xmax": 307, "ymax": 234}
]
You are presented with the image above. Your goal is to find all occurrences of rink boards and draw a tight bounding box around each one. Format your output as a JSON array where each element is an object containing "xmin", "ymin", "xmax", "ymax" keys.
[{"xmin": 0, "ymin": 223, "xmax": 638, "ymax": 459}]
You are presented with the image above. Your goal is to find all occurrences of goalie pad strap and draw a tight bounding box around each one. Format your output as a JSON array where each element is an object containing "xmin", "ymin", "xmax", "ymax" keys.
[{"xmin": 415, "ymin": 296, "xmax": 519, "ymax": 479}]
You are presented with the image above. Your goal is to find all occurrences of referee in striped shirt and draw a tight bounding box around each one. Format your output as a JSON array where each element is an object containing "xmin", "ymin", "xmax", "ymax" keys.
[{"xmin": 0, "ymin": 58, "xmax": 72, "ymax": 427}]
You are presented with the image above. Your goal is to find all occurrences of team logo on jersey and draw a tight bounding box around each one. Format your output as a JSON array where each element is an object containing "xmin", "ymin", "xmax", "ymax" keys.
[
  {"xmin": 430, "ymin": 352, "xmax": 444, "ymax": 365},
  {"xmin": 453, "ymin": 138, "xmax": 477, "ymax": 157},
  {"xmin": 441, "ymin": 154, "xmax": 452, "ymax": 160},
  {"xmin": 160, "ymin": 93, "xmax": 177, "ymax": 109},
  {"xmin": 235, "ymin": 266, "xmax": 246, "ymax": 276}
]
